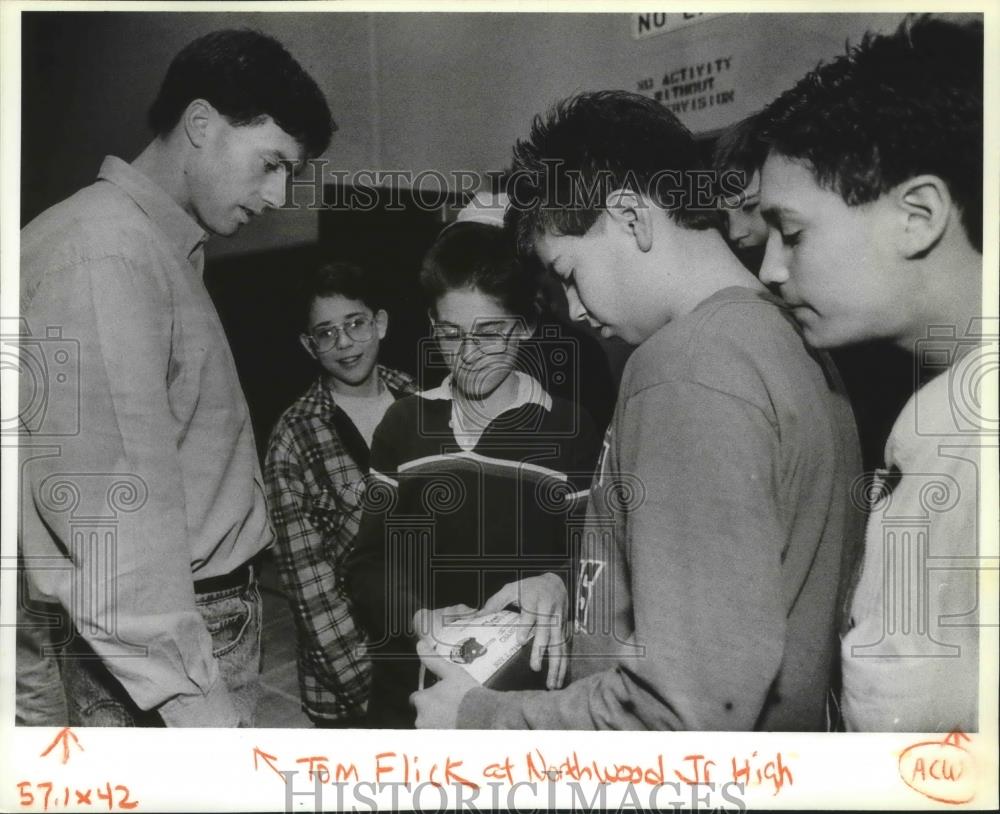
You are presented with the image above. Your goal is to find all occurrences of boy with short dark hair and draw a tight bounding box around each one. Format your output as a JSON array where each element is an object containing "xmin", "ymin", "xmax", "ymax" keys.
[
  {"xmin": 412, "ymin": 90, "xmax": 863, "ymax": 731},
  {"xmin": 265, "ymin": 262, "xmax": 415, "ymax": 727},
  {"xmin": 759, "ymin": 15, "xmax": 985, "ymax": 731},
  {"xmin": 712, "ymin": 111, "xmax": 915, "ymax": 475}
]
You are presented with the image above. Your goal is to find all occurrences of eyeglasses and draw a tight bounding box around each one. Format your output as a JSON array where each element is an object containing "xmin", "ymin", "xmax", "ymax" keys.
[
  {"xmin": 429, "ymin": 314, "xmax": 524, "ymax": 355},
  {"xmin": 306, "ymin": 314, "xmax": 375, "ymax": 353}
]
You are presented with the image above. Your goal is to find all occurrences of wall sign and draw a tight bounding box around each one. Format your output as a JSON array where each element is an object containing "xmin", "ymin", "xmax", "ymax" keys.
[
  {"xmin": 636, "ymin": 55, "xmax": 736, "ymax": 121},
  {"xmin": 631, "ymin": 13, "xmax": 720, "ymax": 40}
]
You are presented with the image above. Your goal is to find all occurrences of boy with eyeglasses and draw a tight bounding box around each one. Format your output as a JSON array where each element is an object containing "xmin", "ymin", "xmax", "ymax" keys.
[
  {"xmin": 345, "ymin": 215, "xmax": 600, "ymax": 728},
  {"xmin": 264, "ymin": 262, "xmax": 415, "ymax": 728}
]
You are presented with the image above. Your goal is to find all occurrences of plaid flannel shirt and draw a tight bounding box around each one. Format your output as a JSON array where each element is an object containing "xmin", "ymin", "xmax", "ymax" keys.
[{"xmin": 264, "ymin": 365, "xmax": 416, "ymax": 723}]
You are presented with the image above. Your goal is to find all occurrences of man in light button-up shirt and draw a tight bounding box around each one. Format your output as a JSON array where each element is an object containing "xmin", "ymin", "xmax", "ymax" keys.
[{"xmin": 18, "ymin": 29, "xmax": 333, "ymax": 727}]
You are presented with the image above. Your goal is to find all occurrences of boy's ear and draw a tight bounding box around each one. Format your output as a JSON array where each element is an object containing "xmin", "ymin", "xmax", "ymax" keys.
[
  {"xmin": 516, "ymin": 302, "xmax": 541, "ymax": 339},
  {"xmin": 299, "ymin": 333, "xmax": 318, "ymax": 360},
  {"xmin": 606, "ymin": 188, "xmax": 653, "ymax": 253},
  {"xmin": 182, "ymin": 99, "xmax": 215, "ymax": 148},
  {"xmin": 894, "ymin": 175, "xmax": 951, "ymax": 259},
  {"xmin": 375, "ymin": 309, "xmax": 389, "ymax": 340}
]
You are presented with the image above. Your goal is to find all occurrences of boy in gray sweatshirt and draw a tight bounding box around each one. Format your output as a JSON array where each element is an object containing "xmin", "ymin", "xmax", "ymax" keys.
[{"xmin": 411, "ymin": 90, "xmax": 863, "ymax": 731}]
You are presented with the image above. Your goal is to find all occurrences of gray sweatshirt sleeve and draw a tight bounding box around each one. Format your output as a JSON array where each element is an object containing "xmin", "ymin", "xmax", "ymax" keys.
[{"xmin": 456, "ymin": 381, "xmax": 788, "ymax": 730}]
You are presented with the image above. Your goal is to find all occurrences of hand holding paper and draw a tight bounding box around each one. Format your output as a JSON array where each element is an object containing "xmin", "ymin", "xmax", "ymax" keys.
[
  {"xmin": 480, "ymin": 573, "xmax": 569, "ymax": 689},
  {"xmin": 412, "ymin": 604, "xmax": 477, "ymax": 643}
]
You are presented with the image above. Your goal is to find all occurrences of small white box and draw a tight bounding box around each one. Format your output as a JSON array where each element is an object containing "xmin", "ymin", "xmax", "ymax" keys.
[{"xmin": 420, "ymin": 610, "xmax": 546, "ymax": 690}]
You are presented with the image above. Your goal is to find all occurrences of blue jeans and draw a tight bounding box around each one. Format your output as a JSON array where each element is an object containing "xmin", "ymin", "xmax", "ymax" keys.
[
  {"xmin": 61, "ymin": 580, "xmax": 263, "ymax": 727},
  {"xmin": 16, "ymin": 595, "xmax": 69, "ymax": 726}
]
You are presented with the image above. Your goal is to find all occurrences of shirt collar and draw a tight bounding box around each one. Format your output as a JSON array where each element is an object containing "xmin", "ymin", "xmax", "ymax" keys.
[
  {"xmin": 314, "ymin": 365, "xmax": 395, "ymax": 413},
  {"xmin": 97, "ymin": 156, "xmax": 208, "ymax": 263},
  {"xmin": 418, "ymin": 371, "xmax": 553, "ymax": 412}
]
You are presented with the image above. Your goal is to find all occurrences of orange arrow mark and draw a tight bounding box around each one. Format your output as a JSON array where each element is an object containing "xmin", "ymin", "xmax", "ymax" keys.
[
  {"xmin": 943, "ymin": 729, "xmax": 972, "ymax": 747},
  {"xmin": 40, "ymin": 728, "xmax": 84, "ymax": 764},
  {"xmin": 253, "ymin": 746, "xmax": 288, "ymax": 783}
]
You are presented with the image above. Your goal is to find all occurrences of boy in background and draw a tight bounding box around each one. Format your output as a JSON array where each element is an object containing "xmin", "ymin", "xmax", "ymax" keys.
[
  {"xmin": 265, "ymin": 262, "xmax": 415, "ymax": 727},
  {"xmin": 759, "ymin": 15, "xmax": 986, "ymax": 731},
  {"xmin": 712, "ymin": 111, "xmax": 770, "ymax": 272}
]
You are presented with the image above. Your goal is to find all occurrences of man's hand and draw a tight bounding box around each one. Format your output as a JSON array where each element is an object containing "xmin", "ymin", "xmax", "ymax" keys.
[
  {"xmin": 411, "ymin": 638, "xmax": 478, "ymax": 728},
  {"xmin": 480, "ymin": 573, "xmax": 569, "ymax": 689}
]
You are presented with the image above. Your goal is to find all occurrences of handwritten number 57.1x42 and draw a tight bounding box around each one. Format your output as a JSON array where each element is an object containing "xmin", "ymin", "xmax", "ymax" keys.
[{"xmin": 16, "ymin": 780, "xmax": 138, "ymax": 811}]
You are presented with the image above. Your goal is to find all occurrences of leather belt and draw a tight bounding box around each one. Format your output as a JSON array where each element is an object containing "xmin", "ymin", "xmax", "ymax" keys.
[{"xmin": 193, "ymin": 559, "xmax": 257, "ymax": 595}]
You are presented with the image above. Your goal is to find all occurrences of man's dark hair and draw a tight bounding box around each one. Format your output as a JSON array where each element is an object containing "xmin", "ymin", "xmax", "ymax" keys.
[
  {"xmin": 299, "ymin": 262, "xmax": 380, "ymax": 330},
  {"xmin": 712, "ymin": 111, "xmax": 768, "ymax": 187},
  {"xmin": 148, "ymin": 29, "xmax": 335, "ymax": 159},
  {"xmin": 761, "ymin": 14, "xmax": 983, "ymax": 252},
  {"xmin": 420, "ymin": 223, "xmax": 540, "ymax": 321},
  {"xmin": 505, "ymin": 90, "xmax": 718, "ymax": 257}
]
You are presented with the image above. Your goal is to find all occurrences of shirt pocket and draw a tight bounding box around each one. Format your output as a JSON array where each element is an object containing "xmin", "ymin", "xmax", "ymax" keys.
[{"xmin": 307, "ymin": 488, "xmax": 346, "ymax": 537}]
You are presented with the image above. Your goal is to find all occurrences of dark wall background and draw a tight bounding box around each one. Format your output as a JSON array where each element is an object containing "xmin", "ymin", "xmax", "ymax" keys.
[{"xmin": 21, "ymin": 13, "xmax": 151, "ymax": 227}]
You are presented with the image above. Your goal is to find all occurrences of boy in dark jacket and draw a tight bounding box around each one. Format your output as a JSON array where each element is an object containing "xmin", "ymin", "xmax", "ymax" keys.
[{"xmin": 347, "ymin": 217, "xmax": 599, "ymax": 728}]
